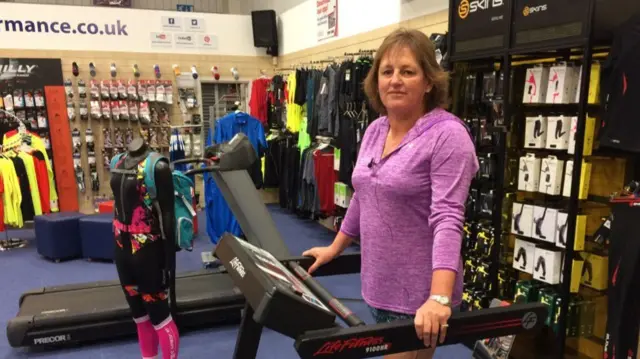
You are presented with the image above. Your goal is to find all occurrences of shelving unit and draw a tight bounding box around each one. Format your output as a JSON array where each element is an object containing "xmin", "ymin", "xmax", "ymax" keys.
[
  {"xmin": 447, "ymin": 0, "xmax": 513, "ymax": 313},
  {"xmin": 447, "ymin": 0, "xmax": 632, "ymax": 358}
]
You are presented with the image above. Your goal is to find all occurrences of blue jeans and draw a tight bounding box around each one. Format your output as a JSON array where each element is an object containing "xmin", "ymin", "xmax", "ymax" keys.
[{"xmin": 369, "ymin": 305, "xmax": 461, "ymax": 324}]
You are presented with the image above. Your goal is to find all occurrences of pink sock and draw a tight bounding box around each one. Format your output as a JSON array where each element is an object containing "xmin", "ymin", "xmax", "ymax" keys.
[
  {"xmin": 134, "ymin": 315, "xmax": 158, "ymax": 359},
  {"xmin": 154, "ymin": 315, "xmax": 180, "ymax": 359}
]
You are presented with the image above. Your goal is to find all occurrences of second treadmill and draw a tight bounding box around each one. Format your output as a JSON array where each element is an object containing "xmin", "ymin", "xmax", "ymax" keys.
[{"xmin": 6, "ymin": 134, "xmax": 290, "ymax": 349}]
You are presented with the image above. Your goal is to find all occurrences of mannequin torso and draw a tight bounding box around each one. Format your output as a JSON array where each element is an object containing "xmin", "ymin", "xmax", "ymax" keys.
[{"xmin": 110, "ymin": 138, "xmax": 176, "ymax": 249}]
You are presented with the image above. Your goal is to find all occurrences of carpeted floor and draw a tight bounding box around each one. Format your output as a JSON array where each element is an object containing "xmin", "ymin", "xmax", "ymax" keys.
[{"xmin": 0, "ymin": 205, "xmax": 471, "ymax": 358}]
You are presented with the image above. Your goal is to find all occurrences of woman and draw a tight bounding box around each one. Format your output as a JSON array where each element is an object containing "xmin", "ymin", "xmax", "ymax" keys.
[{"xmin": 303, "ymin": 28, "xmax": 478, "ymax": 359}]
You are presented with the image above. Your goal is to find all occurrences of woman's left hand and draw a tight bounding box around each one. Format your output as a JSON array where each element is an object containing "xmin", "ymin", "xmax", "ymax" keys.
[{"xmin": 414, "ymin": 299, "xmax": 452, "ymax": 348}]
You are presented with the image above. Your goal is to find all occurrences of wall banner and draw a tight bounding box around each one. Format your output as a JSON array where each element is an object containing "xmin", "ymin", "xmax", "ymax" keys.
[
  {"xmin": 0, "ymin": 58, "xmax": 64, "ymax": 90},
  {"xmin": 0, "ymin": 3, "xmax": 257, "ymax": 55},
  {"xmin": 0, "ymin": 58, "xmax": 79, "ymax": 212},
  {"xmin": 317, "ymin": 0, "xmax": 338, "ymax": 42}
]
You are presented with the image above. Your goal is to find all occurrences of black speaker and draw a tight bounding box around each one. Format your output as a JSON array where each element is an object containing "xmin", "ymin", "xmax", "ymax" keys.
[{"xmin": 251, "ymin": 10, "xmax": 278, "ymax": 49}]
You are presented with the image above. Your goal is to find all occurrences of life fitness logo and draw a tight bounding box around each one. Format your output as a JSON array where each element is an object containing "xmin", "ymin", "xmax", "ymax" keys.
[
  {"xmin": 523, "ymin": 4, "xmax": 548, "ymax": 16},
  {"xmin": 458, "ymin": 0, "xmax": 504, "ymax": 19},
  {"xmin": 313, "ymin": 336, "xmax": 392, "ymax": 356}
]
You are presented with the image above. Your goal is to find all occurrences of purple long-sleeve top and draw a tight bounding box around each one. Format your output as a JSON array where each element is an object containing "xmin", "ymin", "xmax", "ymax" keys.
[{"xmin": 340, "ymin": 108, "xmax": 478, "ymax": 314}]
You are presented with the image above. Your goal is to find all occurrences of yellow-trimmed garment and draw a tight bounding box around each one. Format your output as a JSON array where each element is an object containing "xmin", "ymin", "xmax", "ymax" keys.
[
  {"xmin": 0, "ymin": 157, "xmax": 23, "ymax": 227},
  {"xmin": 286, "ymin": 71, "xmax": 303, "ymax": 133},
  {"xmin": 3, "ymin": 131, "xmax": 59, "ymax": 212},
  {"xmin": 17, "ymin": 152, "xmax": 42, "ymax": 216}
]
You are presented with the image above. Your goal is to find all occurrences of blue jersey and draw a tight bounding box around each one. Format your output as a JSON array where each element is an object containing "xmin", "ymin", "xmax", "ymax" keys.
[{"xmin": 204, "ymin": 112, "xmax": 267, "ymax": 243}]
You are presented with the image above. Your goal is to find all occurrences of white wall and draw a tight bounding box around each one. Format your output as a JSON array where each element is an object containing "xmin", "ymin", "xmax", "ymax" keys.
[
  {"xmin": 0, "ymin": 3, "xmax": 262, "ymax": 56},
  {"xmin": 278, "ymin": 0, "xmax": 449, "ymax": 55}
]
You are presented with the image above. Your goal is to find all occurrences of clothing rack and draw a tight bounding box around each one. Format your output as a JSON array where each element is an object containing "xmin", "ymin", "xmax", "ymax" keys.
[{"xmin": 0, "ymin": 108, "xmax": 44, "ymax": 249}]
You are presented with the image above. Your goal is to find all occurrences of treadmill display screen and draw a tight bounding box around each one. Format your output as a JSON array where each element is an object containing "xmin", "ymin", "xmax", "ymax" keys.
[{"xmin": 236, "ymin": 239, "xmax": 331, "ymax": 313}]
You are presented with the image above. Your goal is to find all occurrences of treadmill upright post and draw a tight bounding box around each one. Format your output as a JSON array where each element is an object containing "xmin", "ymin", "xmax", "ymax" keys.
[{"xmin": 233, "ymin": 303, "xmax": 263, "ymax": 359}]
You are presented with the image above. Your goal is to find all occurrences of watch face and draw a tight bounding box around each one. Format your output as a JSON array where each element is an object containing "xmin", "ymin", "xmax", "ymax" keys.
[{"xmin": 432, "ymin": 295, "xmax": 451, "ymax": 305}]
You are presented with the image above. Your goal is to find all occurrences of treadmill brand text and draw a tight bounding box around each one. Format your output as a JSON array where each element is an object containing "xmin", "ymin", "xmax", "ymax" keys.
[
  {"xmin": 34, "ymin": 334, "xmax": 71, "ymax": 345},
  {"xmin": 230, "ymin": 257, "xmax": 246, "ymax": 278},
  {"xmin": 313, "ymin": 336, "xmax": 390, "ymax": 356}
]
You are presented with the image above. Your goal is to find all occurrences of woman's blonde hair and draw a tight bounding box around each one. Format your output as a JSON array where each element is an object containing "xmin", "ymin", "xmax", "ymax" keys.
[{"xmin": 363, "ymin": 28, "xmax": 450, "ymax": 115}]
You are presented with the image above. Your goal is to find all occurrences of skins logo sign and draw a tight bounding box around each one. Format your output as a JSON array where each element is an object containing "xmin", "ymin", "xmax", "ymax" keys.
[
  {"xmin": 459, "ymin": 0, "xmax": 504, "ymax": 19},
  {"xmin": 523, "ymin": 4, "xmax": 548, "ymax": 16},
  {"xmin": 313, "ymin": 336, "xmax": 391, "ymax": 356},
  {"xmin": 459, "ymin": 0, "xmax": 470, "ymax": 19}
]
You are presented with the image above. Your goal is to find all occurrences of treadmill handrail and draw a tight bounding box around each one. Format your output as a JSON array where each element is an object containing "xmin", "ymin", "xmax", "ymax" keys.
[
  {"xmin": 294, "ymin": 302, "xmax": 548, "ymax": 359},
  {"xmin": 171, "ymin": 158, "xmax": 215, "ymax": 167},
  {"xmin": 289, "ymin": 262, "xmax": 365, "ymax": 328},
  {"xmin": 184, "ymin": 165, "xmax": 221, "ymax": 176},
  {"xmin": 284, "ymin": 253, "xmax": 361, "ymax": 277}
]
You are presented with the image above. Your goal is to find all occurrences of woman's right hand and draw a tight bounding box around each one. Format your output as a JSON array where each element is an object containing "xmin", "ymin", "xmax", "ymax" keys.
[{"xmin": 302, "ymin": 246, "xmax": 340, "ymax": 274}]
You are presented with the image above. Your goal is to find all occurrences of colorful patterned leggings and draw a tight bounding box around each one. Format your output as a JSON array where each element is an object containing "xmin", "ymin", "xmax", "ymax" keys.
[{"xmin": 115, "ymin": 232, "xmax": 170, "ymax": 326}]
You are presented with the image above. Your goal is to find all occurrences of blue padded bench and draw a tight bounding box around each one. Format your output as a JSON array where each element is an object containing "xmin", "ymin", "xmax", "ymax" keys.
[
  {"xmin": 79, "ymin": 213, "xmax": 115, "ymax": 261},
  {"xmin": 34, "ymin": 212, "xmax": 86, "ymax": 262}
]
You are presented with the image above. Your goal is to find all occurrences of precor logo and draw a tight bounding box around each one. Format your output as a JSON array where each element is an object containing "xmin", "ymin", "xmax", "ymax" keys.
[{"xmin": 33, "ymin": 334, "xmax": 71, "ymax": 345}]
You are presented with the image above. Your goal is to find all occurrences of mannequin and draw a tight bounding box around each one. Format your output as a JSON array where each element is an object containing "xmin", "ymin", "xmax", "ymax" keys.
[{"xmin": 110, "ymin": 137, "xmax": 180, "ymax": 359}]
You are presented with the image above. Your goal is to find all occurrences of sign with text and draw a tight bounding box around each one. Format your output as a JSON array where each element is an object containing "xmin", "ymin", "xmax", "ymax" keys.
[
  {"xmin": 317, "ymin": 0, "xmax": 338, "ymax": 42},
  {"xmin": 175, "ymin": 33, "xmax": 196, "ymax": 48},
  {"xmin": 93, "ymin": 0, "xmax": 131, "ymax": 7},
  {"xmin": 186, "ymin": 18, "xmax": 205, "ymax": 32},
  {"xmin": 162, "ymin": 16, "xmax": 183, "ymax": 31},
  {"xmin": 149, "ymin": 32, "xmax": 172, "ymax": 48},
  {"xmin": 452, "ymin": 0, "xmax": 508, "ymax": 54},
  {"xmin": 512, "ymin": 0, "xmax": 587, "ymax": 47},
  {"xmin": 0, "ymin": 58, "xmax": 64, "ymax": 90},
  {"xmin": 199, "ymin": 34, "xmax": 218, "ymax": 49},
  {"xmin": 177, "ymin": 4, "xmax": 194, "ymax": 12},
  {"xmin": 0, "ymin": 3, "xmax": 259, "ymax": 55}
]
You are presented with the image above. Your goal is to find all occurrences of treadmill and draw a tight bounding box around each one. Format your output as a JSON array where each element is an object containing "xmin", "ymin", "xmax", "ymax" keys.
[
  {"xmin": 192, "ymin": 135, "xmax": 548, "ymax": 358},
  {"xmin": 6, "ymin": 133, "xmax": 291, "ymax": 348}
]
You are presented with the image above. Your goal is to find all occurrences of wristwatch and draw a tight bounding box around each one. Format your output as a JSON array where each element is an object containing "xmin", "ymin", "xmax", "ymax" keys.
[{"xmin": 429, "ymin": 295, "xmax": 452, "ymax": 307}]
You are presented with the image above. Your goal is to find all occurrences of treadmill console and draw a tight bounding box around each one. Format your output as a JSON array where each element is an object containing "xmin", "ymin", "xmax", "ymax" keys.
[
  {"xmin": 214, "ymin": 233, "xmax": 337, "ymax": 338},
  {"xmin": 205, "ymin": 133, "xmax": 257, "ymax": 171}
]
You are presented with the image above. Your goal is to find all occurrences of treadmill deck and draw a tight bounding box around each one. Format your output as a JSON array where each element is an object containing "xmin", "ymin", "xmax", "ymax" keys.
[{"xmin": 7, "ymin": 270, "xmax": 245, "ymax": 347}]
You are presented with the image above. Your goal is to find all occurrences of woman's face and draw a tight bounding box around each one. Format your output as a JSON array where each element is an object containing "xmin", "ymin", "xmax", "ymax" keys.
[{"xmin": 377, "ymin": 45, "xmax": 432, "ymax": 115}]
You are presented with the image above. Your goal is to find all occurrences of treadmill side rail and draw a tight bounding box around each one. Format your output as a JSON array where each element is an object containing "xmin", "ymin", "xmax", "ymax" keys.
[
  {"xmin": 294, "ymin": 303, "xmax": 548, "ymax": 359},
  {"xmin": 284, "ymin": 253, "xmax": 361, "ymax": 277}
]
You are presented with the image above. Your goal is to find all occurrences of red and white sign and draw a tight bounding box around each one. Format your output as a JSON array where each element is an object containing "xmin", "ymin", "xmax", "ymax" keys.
[{"xmin": 316, "ymin": 0, "xmax": 338, "ymax": 42}]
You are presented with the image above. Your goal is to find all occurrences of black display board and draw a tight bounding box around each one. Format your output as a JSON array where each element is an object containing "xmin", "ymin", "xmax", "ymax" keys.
[
  {"xmin": 512, "ymin": 0, "xmax": 590, "ymax": 49},
  {"xmin": 0, "ymin": 58, "xmax": 63, "ymax": 90},
  {"xmin": 451, "ymin": 0, "xmax": 509, "ymax": 57}
]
